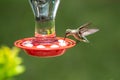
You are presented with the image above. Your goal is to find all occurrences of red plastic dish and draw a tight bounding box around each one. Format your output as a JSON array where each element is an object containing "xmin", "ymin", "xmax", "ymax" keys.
[{"xmin": 14, "ymin": 37, "xmax": 76, "ymax": 58}]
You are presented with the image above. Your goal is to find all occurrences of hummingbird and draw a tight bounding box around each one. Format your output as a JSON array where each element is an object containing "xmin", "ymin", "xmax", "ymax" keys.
[{"xmin": 64, "ymin": 22, "xmax": 99, "ymax": 43}]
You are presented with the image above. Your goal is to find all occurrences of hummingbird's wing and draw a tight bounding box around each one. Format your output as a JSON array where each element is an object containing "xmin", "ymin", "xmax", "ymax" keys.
[
  {"xmin": 82, "ymin": 28, "xmax": 99, "ymax": 36},
  {"xmin": 78, "ymin": 22, "xmax": 92, "ymax": 34},
  {"xmin": 77, "ymin": 22, "xmax": 91, "ymax": 32},
  {"xmin": 78, "ymin": 22, "xmax": 99, "ymax": 36},
  {"xmin": 77, "ymin": 28, "xmax": 99, "ymax": 43}
]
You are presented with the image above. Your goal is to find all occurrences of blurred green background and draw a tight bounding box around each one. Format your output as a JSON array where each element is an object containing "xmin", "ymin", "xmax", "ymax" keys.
[{"xmin": 0, "ymin": 0, "xmax": 120, "ymax": 80}]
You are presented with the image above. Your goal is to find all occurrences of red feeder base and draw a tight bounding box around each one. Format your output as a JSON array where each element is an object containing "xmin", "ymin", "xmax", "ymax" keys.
[
  {"xmin": 14, "ymin": 37, "xmax": 76, "ymax": 58},
  {"xmin": 24, "ymin": 49, "xmax": 66, "ymax": 58}
]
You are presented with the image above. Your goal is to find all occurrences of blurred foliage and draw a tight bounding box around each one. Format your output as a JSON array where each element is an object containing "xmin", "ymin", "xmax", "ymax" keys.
[
  {"xmin": 0, "ymin": 0, "xmax": 120, "ymax": 80},
  {"xmin": 0, "ymin": 46, "xmax": 25, "ymax": 80}
]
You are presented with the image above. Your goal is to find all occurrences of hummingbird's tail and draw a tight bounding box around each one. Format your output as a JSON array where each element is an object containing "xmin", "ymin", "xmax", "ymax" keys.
[{"xmin": 81, "ymin": 36, "xmax": 89, "ymax": 43}]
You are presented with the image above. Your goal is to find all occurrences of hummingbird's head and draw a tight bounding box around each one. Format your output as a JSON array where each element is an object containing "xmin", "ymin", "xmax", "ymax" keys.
[{"xmin": 65, "ymin": 29, "xmax": 72, "ymax": 36}]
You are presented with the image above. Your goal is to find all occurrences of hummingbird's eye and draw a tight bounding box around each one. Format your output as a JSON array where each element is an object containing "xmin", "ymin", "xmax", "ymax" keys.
[
  {"xmin": 66, "ymin": 29, "xmax": 71, "ymax": 32},
  {"xmin": 66, "ymin": 32, "xmax": 69, "ymax": 34},
  {"xmin": 66, "ymin": 31, "xmax": 70, "ymax": 35},
  {"xmin": 66, "ymin": 31, "xmax": 70, "ymax": 34}
]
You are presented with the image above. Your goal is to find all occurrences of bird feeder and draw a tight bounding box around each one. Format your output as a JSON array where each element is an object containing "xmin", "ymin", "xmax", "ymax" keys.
[{"xmin": 14, "ymin": 0, "xmax": 76, "ymax": 58}]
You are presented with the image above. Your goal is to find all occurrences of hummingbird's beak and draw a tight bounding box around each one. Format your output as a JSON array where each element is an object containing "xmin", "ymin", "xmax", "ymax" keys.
[
  {"xmin": 64, "ymin": 34, "xmax": 67, "ymax": 40},
  {"xmin": 64, "ymin": 31, "xmax": 70, "ymax": 40},
  {"xmin": 64, "ymin": 32, "xmax": 69, "ymax": 40}
]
